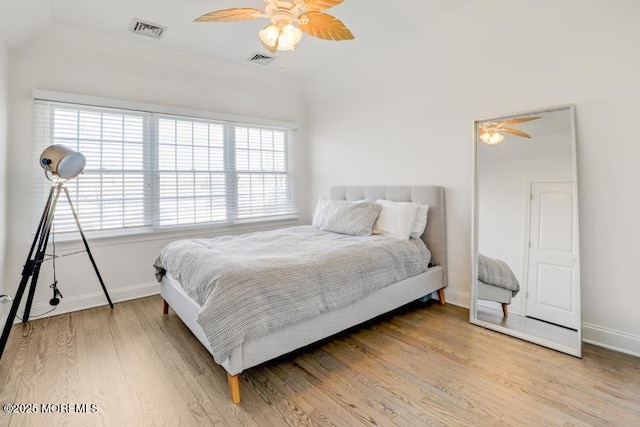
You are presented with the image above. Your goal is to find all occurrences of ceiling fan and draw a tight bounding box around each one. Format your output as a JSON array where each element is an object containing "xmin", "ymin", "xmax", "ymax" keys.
[
  {"xmin": 194, "ymin": 0, "xmax": 354, "ymax": 53},
  {"xmin": 479, "ymin": 117, "xmax": 541, "ymax": 145}
]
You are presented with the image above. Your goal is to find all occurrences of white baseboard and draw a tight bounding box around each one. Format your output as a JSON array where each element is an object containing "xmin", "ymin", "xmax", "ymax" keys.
[
  {"xmin": 443, "ymin": 287, "xmax": 640, "ymax": 358},
  {"xmin": 12, "ymin": 281, "xmax": 160, "ymax": 323},
  {"xmin": 583, "ymin": 323, "xmax": 640, "ymax": 358},
  {"xmin": 443, "ymin": 287, "xmax": 470, "ymax": 309}
]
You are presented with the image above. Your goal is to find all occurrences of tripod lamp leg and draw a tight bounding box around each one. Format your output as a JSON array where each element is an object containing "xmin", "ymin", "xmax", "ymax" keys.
[
  {"xmin": 23, "ymin": 184, "xmax": 62, "ymax": 322},
  {"xmin": 62, "ymin": 187, "xmax": 114, "ymax": 309}
]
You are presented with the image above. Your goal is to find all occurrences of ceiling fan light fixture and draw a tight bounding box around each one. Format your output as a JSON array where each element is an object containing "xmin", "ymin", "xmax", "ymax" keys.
[
  {"xmin": 480, "ymin": 130, "xmax": 505, "ymax": 145},
  {"xmin": 279, "ymin": 24, "xmax": 303, "ymax": 49},
  {"xmin": 194, "ymin": 0, "xmax": 354, "ymax": 53},
  {"xmin": 259, "ymin": 24, "xmax": 280, "ymax": 47},
  {"xmin": 259, "ymin": 22, "xmax": 303, "ymax": 51}
]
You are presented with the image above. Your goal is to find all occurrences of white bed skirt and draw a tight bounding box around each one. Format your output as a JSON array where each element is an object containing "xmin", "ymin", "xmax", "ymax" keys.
[{"xmin": 161, "ymin": 266, "xmax": 444, "ymax": 375}]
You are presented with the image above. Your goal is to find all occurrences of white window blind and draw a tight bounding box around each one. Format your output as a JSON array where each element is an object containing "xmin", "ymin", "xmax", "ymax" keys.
[
  {"xmin": 235, "ymin": 126, "xmax": 291, "ymax": 219},
  {"xmin": 157, "ymin": 117, "xmax": 228, "ymax": 226},
  {"xmin": 34, "ymin": 99, "xmax": 297, "ymax": 236}
]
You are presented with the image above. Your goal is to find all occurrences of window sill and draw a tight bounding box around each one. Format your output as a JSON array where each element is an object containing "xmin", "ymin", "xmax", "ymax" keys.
[{"xmin": 50, "ymin": 215, "xmax": 301, "ymax": 249}]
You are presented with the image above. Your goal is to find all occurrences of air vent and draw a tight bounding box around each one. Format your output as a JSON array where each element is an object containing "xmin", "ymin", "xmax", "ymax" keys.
[
  {"xmin": 247, "ymin": 52, "xmax": 276, "ymax": 66},
  {"xmin": 130, "ymin": 19, "xmax": 166, "ymax": 39}
]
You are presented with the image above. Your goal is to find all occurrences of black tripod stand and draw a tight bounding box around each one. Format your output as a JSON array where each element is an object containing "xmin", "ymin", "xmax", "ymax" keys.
[{"xmin": 0, "ymin": 181, "xmax": 114, "ymax": 359}]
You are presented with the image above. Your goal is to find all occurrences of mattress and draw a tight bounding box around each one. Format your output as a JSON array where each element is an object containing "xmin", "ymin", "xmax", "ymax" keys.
[{"xmin": 154, "ymin": 225, "xmax": 431, "ymax": 363}]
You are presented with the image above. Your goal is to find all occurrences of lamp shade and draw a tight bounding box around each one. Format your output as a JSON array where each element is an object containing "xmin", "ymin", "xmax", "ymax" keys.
[
  {"xmin": 280, "ymin": 24, "xmax": 302, "ymax": 50},
  {"xmin": 259, "ymin": 24, "xmax": 280, "ymax": 48},
  {"xmin": 39, "ymin": 145, "xmax": 86, "ymax": 179}
]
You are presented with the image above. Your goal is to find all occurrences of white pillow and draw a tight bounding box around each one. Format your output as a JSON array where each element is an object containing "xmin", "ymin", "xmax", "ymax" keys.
[
  {"xmin": 410, "ymin": 204, "xmax": 429, "ymax": 239},
  {"xmin": 373, "ymin": 199, "xmax": 419, "ymax": 240},
  {"xmin": 312, "ymin": 197, "xmax": 330, "ymax": 228}
]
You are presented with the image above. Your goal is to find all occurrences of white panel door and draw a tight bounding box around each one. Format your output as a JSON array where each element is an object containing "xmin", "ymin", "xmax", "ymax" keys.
[{"xmin": 525, "ymin": 182, "xmax": 579, "ymax": 329}]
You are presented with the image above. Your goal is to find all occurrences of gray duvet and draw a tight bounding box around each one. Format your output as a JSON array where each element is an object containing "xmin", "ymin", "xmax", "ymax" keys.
[
  {"xmin": 477, "ymin": 253, "xmax": 520, "ymax": 296},
  {"xmin": 154, "ymin": 226, "xmax": 431, "ymax": 363}
]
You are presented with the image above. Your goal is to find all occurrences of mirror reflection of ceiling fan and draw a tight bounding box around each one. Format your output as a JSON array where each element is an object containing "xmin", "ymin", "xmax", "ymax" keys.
[
  {"xmin": 479, "ymin": 117, "xmax": 541, "ymax": 145},
  {"xmin": 194, "ymin": 0, "xmax": 354, "ymax": 53}
]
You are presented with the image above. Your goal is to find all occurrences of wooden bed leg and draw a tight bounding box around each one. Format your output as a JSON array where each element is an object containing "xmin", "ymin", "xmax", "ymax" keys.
[
  {"xmin": 502, "ymin": 303, "xmax": 509, "ymax": 317},
  {"xmin": 162, "ymin": 299, "xmax": 169, "ymax": 315},
  {"xmin": 437, "ymin": 288, "xmax": 446, "ymax": 305},
  {"xmin": 227, "ymin": 373, "xmax": 241, "ymax": 404}
]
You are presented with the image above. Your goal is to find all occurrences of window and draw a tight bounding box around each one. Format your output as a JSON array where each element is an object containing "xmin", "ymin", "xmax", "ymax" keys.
[
  {"xmin": 156, "ymin": 117, "xmax": 228, "ymax": 226},
  {"xmin": 34, "ymin": 98, "xmax": 297, "ymax": 236}
]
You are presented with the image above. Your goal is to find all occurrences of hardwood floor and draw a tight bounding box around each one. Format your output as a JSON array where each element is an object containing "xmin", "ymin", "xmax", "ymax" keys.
[{"xmin": 1, "ymin": 295, "xmax": 638, "ymax": 426}]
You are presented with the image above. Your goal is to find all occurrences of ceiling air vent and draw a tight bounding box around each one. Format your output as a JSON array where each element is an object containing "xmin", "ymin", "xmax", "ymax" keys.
[
  {"xmin": 130, "ymin": 19, "xmax": 166, "ymax": 39},
  {"xmin": 247, "ymin": 52, "xmax": 276, "ymax": 66}
]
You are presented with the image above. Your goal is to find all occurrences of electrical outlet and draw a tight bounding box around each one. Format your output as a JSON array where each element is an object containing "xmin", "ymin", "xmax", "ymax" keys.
[{"xmin": 0, "ymin": 295, "xmax": 12, "ymax": 304}]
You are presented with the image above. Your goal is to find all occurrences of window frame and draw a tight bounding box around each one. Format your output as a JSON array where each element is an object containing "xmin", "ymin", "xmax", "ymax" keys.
[{"xmin": 33, "ymin": 90, "xmax": 299, "ymax": 243}]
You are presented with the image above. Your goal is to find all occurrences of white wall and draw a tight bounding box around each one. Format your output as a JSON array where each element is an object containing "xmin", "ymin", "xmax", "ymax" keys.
[
  {"xmin": 0, "ymin": 37, "xmax": 8, "ymax": 318},
  {"xmin": 6, "ymin": 23, "xmax": 307, "ymax": 317},
  {"xmin": 304, "ymin": 0, "xmax": 640, "ymax": 356}
]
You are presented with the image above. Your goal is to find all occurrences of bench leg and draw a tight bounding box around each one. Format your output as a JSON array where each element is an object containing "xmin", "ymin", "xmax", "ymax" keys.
[
  {"xmin": 162, "ymin": 299, "xmax": 169, "ymax": 315},
  {"xmin": 502, "ymin": 303, "xmax": 509, "ymax": 317},
  {"xmin": 228, "ymin": 373, "xmax": 241, "ymax": 404},
  {"xmin": 437, "ymin": 288, "xmax": 446, "ymax": 305}
]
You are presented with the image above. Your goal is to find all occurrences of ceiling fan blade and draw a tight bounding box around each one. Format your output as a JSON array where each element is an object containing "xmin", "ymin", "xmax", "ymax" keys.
[
  {"xmin": 501, "ymin": 128, "xmax": 533, "ymax": 138},
  {"xmin": 298, "ymin": 12, "xmax": 354, "ymax": 41},
  {"xmin": 499, "ymin": 116, "xmax": 541, "ymax": 125},
  {"xmin": 304, "ymin": 0, "xmax": 345, "ymax": 11},
  {"xmin": 194, "ymin": 8, "xmax": 263, "ymax": 23},
  {"xmin": 481, "ymin": 121, "xmax": 501, "ymax": 128}
]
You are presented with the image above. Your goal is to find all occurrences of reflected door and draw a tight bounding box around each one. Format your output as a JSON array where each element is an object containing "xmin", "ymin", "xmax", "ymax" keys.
[{"xmin": 525, "ymin": 182, "xmax": 578, "ymax": 329}]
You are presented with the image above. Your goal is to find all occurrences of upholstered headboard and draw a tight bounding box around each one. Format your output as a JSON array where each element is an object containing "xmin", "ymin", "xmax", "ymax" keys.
[{"xmin": 330, "ymin": 186, "xmax": 448, "ymax": 287}]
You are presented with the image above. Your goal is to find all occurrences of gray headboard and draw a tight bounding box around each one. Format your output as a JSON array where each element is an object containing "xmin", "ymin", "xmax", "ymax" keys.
[{"xmin": 330, "ymin": 186, "xmax": 448, "ymax": 287}]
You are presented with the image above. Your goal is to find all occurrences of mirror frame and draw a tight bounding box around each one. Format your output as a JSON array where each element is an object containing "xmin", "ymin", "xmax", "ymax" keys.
[{"xmin": 470, "ymin": 104, "xmax": 582, "ymax": 357}]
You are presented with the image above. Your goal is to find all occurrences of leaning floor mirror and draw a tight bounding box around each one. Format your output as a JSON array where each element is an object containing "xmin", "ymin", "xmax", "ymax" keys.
[{"xmin": 470, "ymin": 104, "xmax": 582, "ymax": 357}]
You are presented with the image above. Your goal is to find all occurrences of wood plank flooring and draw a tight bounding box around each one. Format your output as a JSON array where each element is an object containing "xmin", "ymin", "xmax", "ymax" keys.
[{"xmin": 1, "ymin": 295, "xmax": 638, "ymax": 426}]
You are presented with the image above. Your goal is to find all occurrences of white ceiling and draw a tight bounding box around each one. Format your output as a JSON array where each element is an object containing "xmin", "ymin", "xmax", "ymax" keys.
[
  {"xmin": 1, "ymin": 0, "xmax": 470, "ymax": 76},
  {"xmin": 0, "ymin": 0, "xmax": 52, "ymax": 48}
]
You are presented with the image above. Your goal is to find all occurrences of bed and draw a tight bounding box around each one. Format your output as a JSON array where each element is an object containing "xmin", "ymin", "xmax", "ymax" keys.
[
  {"xmin": 476, "ymin": 254, "xmax": 520, "ymax": 317},
  {"xmin": 157, "ymin": 185, "xmax": 448, "ymax": 403},
  {"xmin": 477, "ymin": 280, "xmax": 513, "ymax": 316}
]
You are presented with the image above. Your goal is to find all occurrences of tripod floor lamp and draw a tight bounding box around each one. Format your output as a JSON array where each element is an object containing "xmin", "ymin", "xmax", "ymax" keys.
[{"xmin": 0, "ymin": 145, "xmax": 114, "ymax": 360}]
